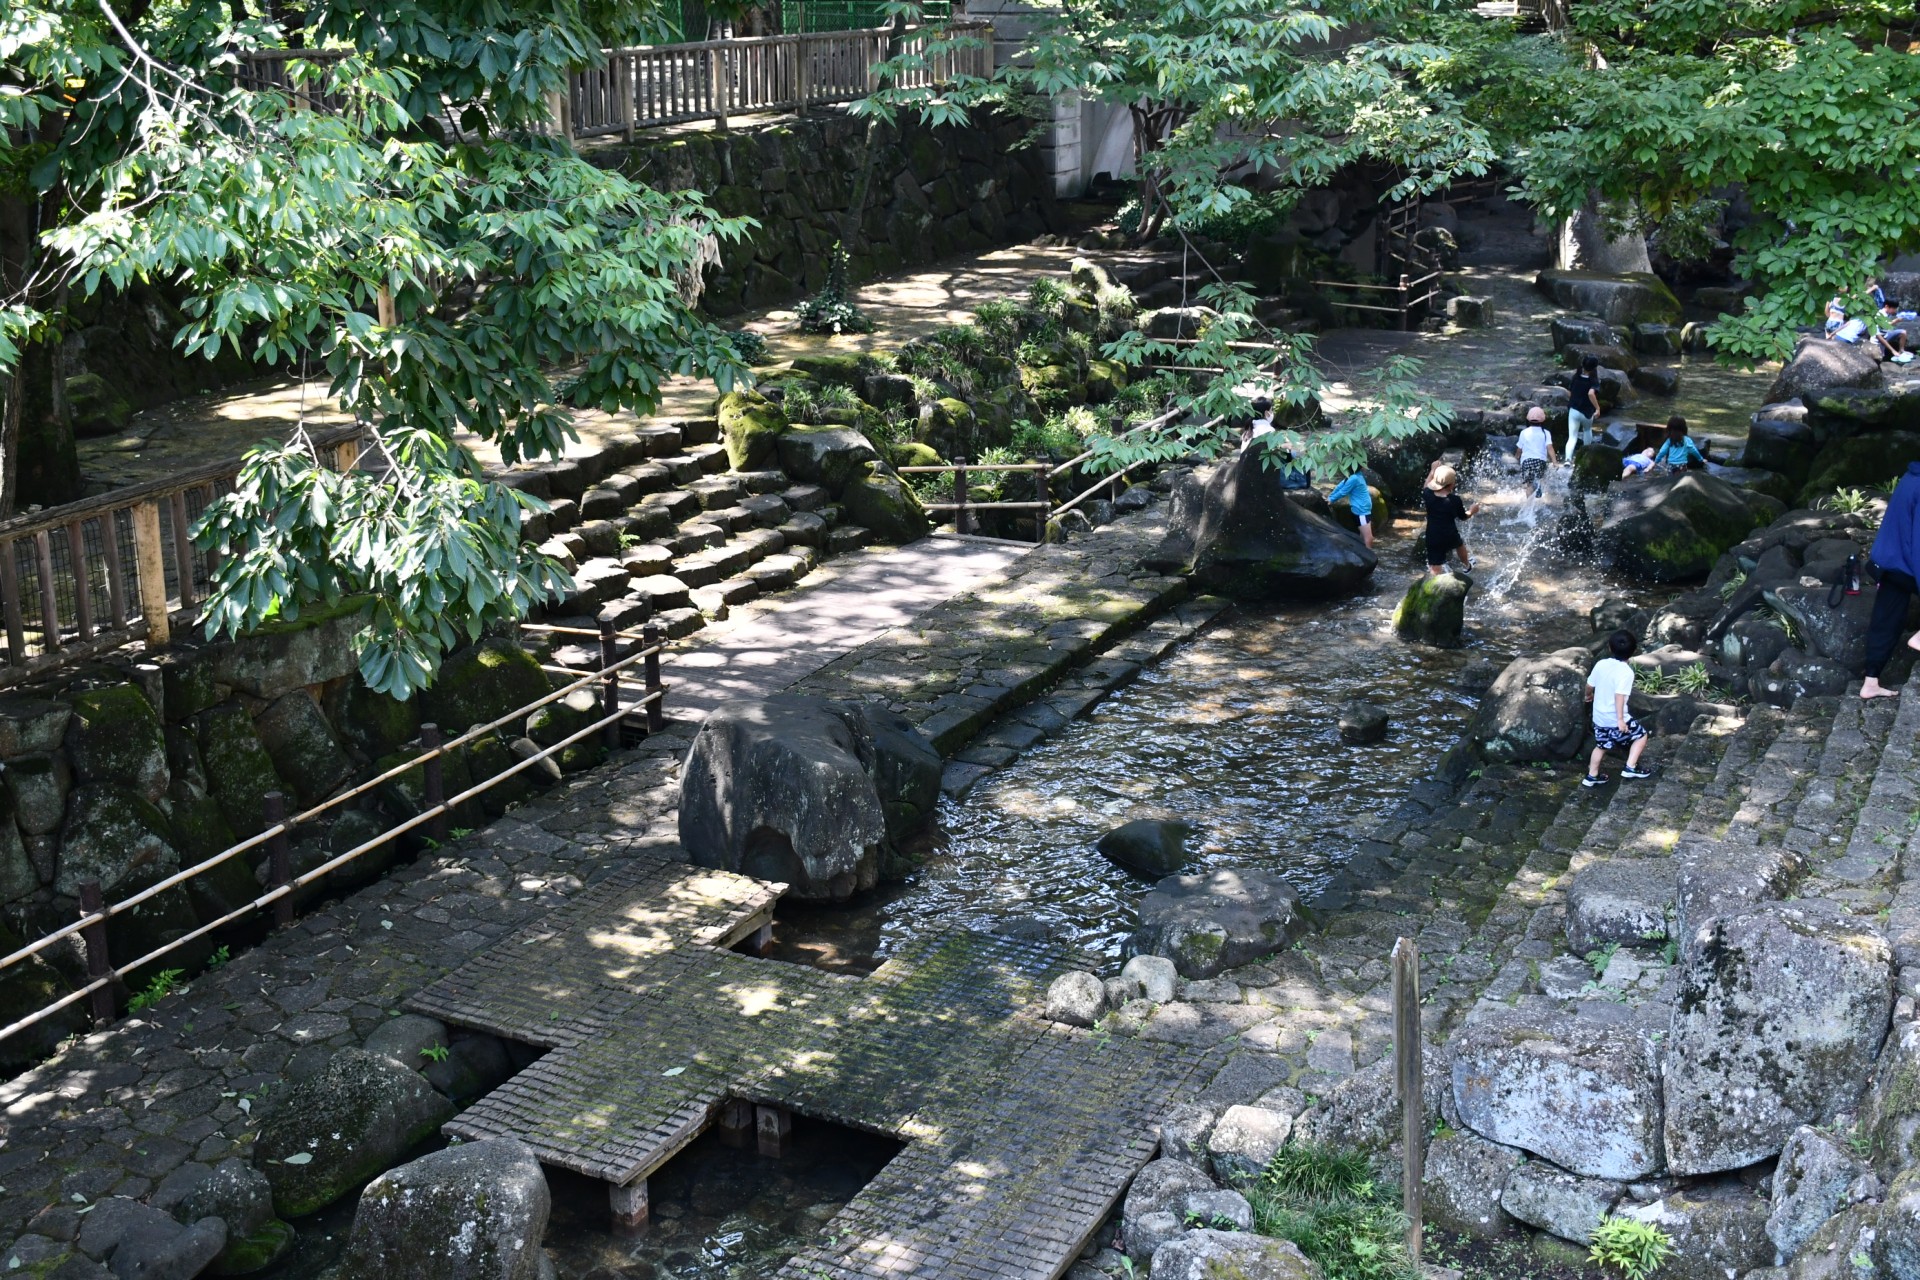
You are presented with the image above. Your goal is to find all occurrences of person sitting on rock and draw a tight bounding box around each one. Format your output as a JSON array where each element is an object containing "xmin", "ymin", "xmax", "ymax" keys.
[
  {"xmin": 1515, "ymin": 406, "xmax": 1557, "ymax": 498},
  {"xmin": 1272, "ymin": 447, "xmax": 1314, "ymax": 490},
  {"xmin": 1240, "ymin": 396, "xmax": 1275, "ymax": 453},
  {"xmin": 1327, "ymin": 470, "xmax": 1374, "ymax": 548},
  {"xmin": 1423, "ymin": 463, "xmax": 1479, "ymax": 576},
  {"xmin": 1584, "ymin": 629, "xmax": 1654, "ymax": 787},
  {"xmin": 1565, "ymin": 356, "xmax": 1603, "ymax": 461},
  {"xmin": 1880, "ymin": 300, "xmax": 1915, "ymax": 364},
  {"xmin": 1862, "ymin": 460, "xmax": 1920, "ymax": 699},
  {"xmin": 1652, "ymin": 416, "xmax": 1706, "ymax": 472},
  {"xmin": 1620, "ymin": 447, "xmax": 1657, "ymax": 479}
]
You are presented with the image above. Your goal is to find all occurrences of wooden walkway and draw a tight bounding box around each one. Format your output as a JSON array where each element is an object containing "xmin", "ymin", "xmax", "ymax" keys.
[{"xmin": 409, "ymin": 850, "xmax": 1220, "ymax": 1280}]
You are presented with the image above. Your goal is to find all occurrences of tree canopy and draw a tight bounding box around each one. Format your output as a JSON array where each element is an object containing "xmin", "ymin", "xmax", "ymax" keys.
[{"xmin": 2, "ymin": 0, "xmax": 753, "ymax": 695}]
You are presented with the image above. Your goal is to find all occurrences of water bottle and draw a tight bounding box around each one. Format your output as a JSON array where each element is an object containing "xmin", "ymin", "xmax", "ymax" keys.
[{"xmin": 1847, "ymin": 555, "xmax": 1862, "ymax": 596}]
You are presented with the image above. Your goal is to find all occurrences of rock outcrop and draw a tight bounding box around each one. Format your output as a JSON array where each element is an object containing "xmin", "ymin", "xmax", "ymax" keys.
[
  {"xmin": 341, "ymin": 1138, "xmax": 551, "ymax": 1280},
  {"xmin": 1599, "ymin": 472, "xmax": 1784, "ymax": 582},
  {"xmin": 1147, "ymin": 452, "xmax": 1376, "ymax": 598},
  {"xmin": 1125, "ymin": 868, "xmax": 1306, "ymax": 979},
  {"xmin": 1466, "ymin": 649, "xmax": 1590, "ymax": 763}
]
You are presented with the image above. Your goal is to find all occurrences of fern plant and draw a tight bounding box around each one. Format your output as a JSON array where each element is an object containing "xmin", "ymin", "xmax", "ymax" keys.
[{"xmin": 1589, "ymin": 1215, "xmax": 1674, "ymax": 1280}]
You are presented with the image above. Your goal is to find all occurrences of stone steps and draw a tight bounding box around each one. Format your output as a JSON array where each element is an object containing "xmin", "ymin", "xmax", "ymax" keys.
[
  {"xmin": 1798, "ymin": 688, "xmax": 1915, "ymax": 920},
  {"xmin": 502, "ymin": 417, "xmax": 877, "ymax": 647}
]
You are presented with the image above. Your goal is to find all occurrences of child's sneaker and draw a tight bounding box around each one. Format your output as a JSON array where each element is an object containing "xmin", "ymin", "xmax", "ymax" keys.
[
  {"xmin": 1582, "ymin": 773, "xmax": 1609, "ymax": 788},
  {"xmin": 1621, "ymin": 765, "xmax": 1654, "ymax": 779}
]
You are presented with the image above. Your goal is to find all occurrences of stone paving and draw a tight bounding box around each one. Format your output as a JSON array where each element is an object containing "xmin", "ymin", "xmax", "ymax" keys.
[{"xmin": 0, "ymin": 499, "xmax": 1212, "ymax": 1278}]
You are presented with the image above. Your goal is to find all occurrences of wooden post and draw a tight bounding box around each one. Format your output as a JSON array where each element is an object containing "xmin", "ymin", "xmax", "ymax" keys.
[
  {"xmin": 265, "ymin": 790, "xmax": 294, "ymax": 928},
  {"xmin": 167, "ymin": 491, "xmax": 196, "ymax": 611},
  {"xmin": 953, "ymin": 464, "xmax": 969, "ymax": 536},
  {"xmin": 131, "ymin": 502, "xmax": 171, "ymax": 649},
  {"xmin": 751, "ymin": 920, "xmax": 773, "ymax": 956},
  {"xmin": 421, "ymin": 723, "xmax": 448, "ymax": 844},
  {"xmin": 598, "ymin": 618, "xmax": 622, "ymax": 749},
  {"xmin": 0, "ymin": 537, "xmax": 25, "ymax": 664},
  {"xmin": 1398, "ymin": 274, "xmax": 1411, "ymax": 332},
  {"xmin": 375, "ymin": 286, "xmax": 396, "ymax": 327},
  {"xmin": 610, "ymin": 1179, "xmax": 649, "ymax": 1233},
  {"xmin": 1392, "ymin": 937, "xmax": 1423, "ymax": 1263},
  {"xmin": 795, "ymin": 35, "xmax": 810, "ymax": 114},
  {"xmin": 620, "ymin": 52, "xmax": 637, "ymax": 141},
  {"xmin": 334, "ymin": 435, "xmax": 361, "ymax": 473},
  {"xmin": 642, "ymin": 623, "xmax": 665, "ymax": 733},
  {"xmin": 101, "ymin": 513, "xmax": 127, "ymax": 630},
  {"xmin": 63, "ymin": 522, "xmax": 93, "ymax": 641},
  {"xmin": 33, "ymin": 531, "xmax": 59, "ymax": 653},
  {"xmin": 78, "ymin": 880, "xmax": 115, "ymax": 1025},
  {"xmin": 1035, "ymin": 467, "xmax": 1050, "ymax": 545},
  {"xmin": 718, "ymin": 1098, "xmax": 754, "ymax": 1148},
  {"xmin": 756, "ymin": 1104, "xmax": 791, "ymax": 1157},
  {"xmin": 709, "ymin": 48, "xmax": 729, "ymax": 130}
]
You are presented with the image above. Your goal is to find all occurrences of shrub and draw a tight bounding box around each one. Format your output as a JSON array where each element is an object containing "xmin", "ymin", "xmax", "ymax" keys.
[
  {"xmin": 725, "ymin": 328, "xmax": 770, "ymax": 364},
  {"xmin": 795, "ymin": 242, "xmax": 873, "ymax": 335},
  {"xmin": 1026, "ymin": 277, "xmax": 1072, "ymax": 320},
  {"xmin": 1244, "ymin": 1143, "xmax": 1419, "ymax": 1280},
  {"xmin": 1588, "ymin": 1215, "xmax": 1674, "ymax": 1280},
  {"xmin": 1011, "ymin": 417, "xmax": 1083, "ymax": 457}
]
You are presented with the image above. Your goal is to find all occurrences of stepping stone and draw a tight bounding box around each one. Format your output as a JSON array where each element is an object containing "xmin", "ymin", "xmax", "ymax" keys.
[
  {"xmin": 574, "ymin": 519, "xmax": 621, "ymax": 556},
  {"xmin": 735, "ymin": 470, "xmax": 788, "ymax": 494},
  {"xmin": 579, "ymin": 487, "xmax": 627, "ymax": 520},
  {"xmin": 633, "ymin": 424, "xmax": 682, "ymax": 456},
  {"xmin": 638, "ymin": 489, "xmax": 699, "ymax": 521},
  {"xmin": 689, "ymin": 587, "xmax": 733, "ymax": 619},
  {"xmin": 698, "ymin": 578, "xmax": 762, "ymax": 614},
  {"xmin": 547, "ymin": 496, "xmax": 581, "ymax": 529},
  {"xmin": 827, "ymin": 525, "xmax": 871, "ymax": 554},
  {"xmin": 675, "ymin": 543, "xmax": 755, "ymax": 588},
  {"xmin": 741, "ymin": 494, "xmax": 790, "ymax": 527},
  {"xmin": 620, "ymin": 462, "xmax": 673, "ymax": 494},
  {"xmin": 783, "ymin": 483, "xmax": 829, "ymax": 512},
  {"xmin": 537, "ymin": 537, "xmax": 579, "ymax": 572},
  {"xmin": 735, "ymin": 527, "xmax": 786, "ymax": 557},
  {"xmin": 596, "ymin": 597, "xmax": 650, "ymax": 630},
  {"xmin": 628, "ymin": 575, "xmax": 691, "ymax": 612},
  {"xmin": 620, "ymin": 545, "xmax": 674, "ymax": 577},
  {"xmin": 617, "ymin": 507, "xmax": 675, "ymax": 541},
  {"xmin": 687, "ymin": 442, "xmax": 730, "ymax": 474},
  {"xmin": 600, "ymin": 431, "xmax": 649, "ymax": 469},
  {"xmin": 540, "ymin": 459, "xmax": 589, "ymax": 499},
  {"xmin": 745, "ymin": 559, "xmax": 797, "ymax": 591},
  {"xmin": 706, "ymin": 506, "xmax": 756, "ymax": 534},
  {"xmin": 670, "ymin": 521, "xmax": 727, "ymax": 553},
  {"xmin": 687, "ymin": 476, "xmax": 746, "ymax": 509},
  {"xmin": 678, "ymin": 416, "xmax": 719, "ymax": 444},
  {"xmin": 654, "ymin": 605, "xmax": 705, "ymax": 639},
  {"xmin": 663, "ymin": 455, "xmax": 703, "ymax": 484},
  {"xmin": 778, "ymin": 512, "xmax": 828, "ymax": 548}
]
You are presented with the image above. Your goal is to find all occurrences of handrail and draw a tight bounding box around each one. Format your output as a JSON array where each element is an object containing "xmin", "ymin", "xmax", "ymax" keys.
[{"xmin": 0, "ymin": 622, "xmax": 671, "ymax": 1047}]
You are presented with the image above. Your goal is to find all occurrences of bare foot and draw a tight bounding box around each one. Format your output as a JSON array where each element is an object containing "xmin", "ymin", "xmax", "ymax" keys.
[{"xmin": 1862, "ymin": 679, "xmax": 1901, "ymax": 699}]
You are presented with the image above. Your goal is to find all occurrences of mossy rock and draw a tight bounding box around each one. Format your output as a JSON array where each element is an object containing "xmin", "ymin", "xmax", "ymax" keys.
[
  {"xmin": 1392, "ymin": 573, "xmax": 1472, "ymax": 647},
  {"xmin": 207, "ymin": 594, "xmax": 369, "ymax": 698},
  {"xmin": 1019, "ymin": 364, "xmax": 1083, "ymax": 398},
  {"xmin": 157, "ymin": 651, "xmax": 220, "ymax": 722},
  {"xmin": 1572, "ymin": 443, "xmax": 1625, "ymax": 494},
  {"xmin": 843, "ymin": 461, "xmax": 933, "ymax": 545},
  {"xmin": 717, "ymin": 390, "xmax": 791, "ymax": 471},
  {"xmin": 198, "ymin": 703, "xmax": 284, "ymax": 839},
  {"xmin": 254, "ymin": 690, "xmax": 353, "ymax": 807},
  {"xmin": 65, "ymin": 371, "xmax": 136, "ymax": 437},
  {"xmin": 932, "ymin": 397, "xmax": 975, "ymax": 434},
  {"xmin": 464, "ymin": 731, "xmax": 542, "ymax": 814},
  {"xmin": 524, "ymin": 691, "xmax": 608, "ymax": 775},
  {"xmin": 889, "ymin": 442, "xmax": 944, "ymax": 469},
  {"xmin": 371, "ymin": 744, "xmax": 481, "ymax": 834},
  {"xmin": 1797, "ymin": 432, "xmax": 1920, "ymax": 508},
  {"xmin": 65, "ymin": 683, "xmax": 169, "ymax": 802},
  {"xmin": 211, "ymin": 1217, "xmax": 294, "ymax": 1276},
  {"xmin": 108, "ymin": 862, "xmax": 213, "ymax": 990},
  {"xmin": 253, "ymin": 1049, "xmax": 454, "ymax": 1218},
  {"xmin": 0, "ymin": 920, "xmax": 82, "ymax": 1071},
  {"xmin": 787, "ymin": 352, "xmax": 867, "ymax": 387},
  {"xmin": 421, "ymin": 637, "xmax": 548, "ymax": 739},
  {"xmin": 1085, "ymin": 358, "xmax": 1129, "ymax": 403},
  {"xmin": 325, "ymin": 677, "xmax": 421, "ymax": 763},
  {"xmin": 55, "ymin": 783, "xmax": 180, "ymax": 897}
]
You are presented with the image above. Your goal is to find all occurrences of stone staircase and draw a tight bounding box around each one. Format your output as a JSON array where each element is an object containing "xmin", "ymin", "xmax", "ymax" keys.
[{"xmin": 495, "ymin": 417, "xmax": 873, "ymax": 644}]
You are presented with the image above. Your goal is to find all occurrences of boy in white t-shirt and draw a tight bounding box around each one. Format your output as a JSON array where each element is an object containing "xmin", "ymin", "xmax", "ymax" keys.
[
  {"xmin": 1584, "ymin": 629, "xmax": 1652, "ymax": 787},
  {"xmin": 1514, "ymin": 406, "xmax": 1558, "ymax": 498}
]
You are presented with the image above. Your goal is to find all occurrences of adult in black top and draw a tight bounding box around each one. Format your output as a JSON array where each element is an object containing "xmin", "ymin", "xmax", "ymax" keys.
[{"xmin": 1565, "ymin": 356, "xmax": 1603, "ymax": 459}]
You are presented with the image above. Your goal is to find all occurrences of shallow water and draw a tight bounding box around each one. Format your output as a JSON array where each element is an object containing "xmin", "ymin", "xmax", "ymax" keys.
[{"xmin": 777, "ymin": 473, "xmax": 1629, "ymax": 974}]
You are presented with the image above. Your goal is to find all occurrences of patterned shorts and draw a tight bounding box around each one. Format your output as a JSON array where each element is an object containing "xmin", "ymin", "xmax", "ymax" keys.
[{"xmin": 1594, "ymin": 719, "xmax": 1648, "ymax": 751}]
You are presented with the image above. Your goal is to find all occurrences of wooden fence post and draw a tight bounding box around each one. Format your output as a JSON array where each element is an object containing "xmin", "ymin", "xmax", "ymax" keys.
[
  {"xmin": 0, "ymin": 538, "xmax": 24, "ymax": 663},
  {"xmin": 421, "ymin": 723, "xmax": 448, "ymax": 844},
  {"xmin": 620, "ymin": 52, "xmax": 637, "ymax": 141},
  {"xmin": 1392, "ymin": 936, "xmax": 1423, "ymax": 1263},
  {"xmin": 709, "ymin": 48, "xmax": 729, "ymax": 130},
  {"xmin": 1034, "ymin": 467, "xmax": 1050, "ymax": 545},
  {"xmin": 599, "ymin": 618, "xmax": 622, "ymax": 749},
  {"xmin": 642, "ymin": 623, "xmax": 665, "ymax": 734},
  {"xmin": 78, "ymin": 880, "xmax": 115, "ymax": 1025},
  {"xmin": 131, "ymin": 501, "xmax": 171, "ymax": 649},
  {"xmin": 265, "ymin": 790, "xmax": 294, "ymax": 928},
  {"xmin": 953, "ymin": 464, "xmax": 969, "ymax": 536}
]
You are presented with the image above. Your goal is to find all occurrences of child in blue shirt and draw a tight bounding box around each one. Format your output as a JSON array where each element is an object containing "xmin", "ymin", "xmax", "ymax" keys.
[
  {"xmin": 1327, "ymin": 472, "xmax": 1374, "ymax": 548},
  {"xmin": 1653, "ymin": 417, "xmax": 1705, "ymax": 471}
]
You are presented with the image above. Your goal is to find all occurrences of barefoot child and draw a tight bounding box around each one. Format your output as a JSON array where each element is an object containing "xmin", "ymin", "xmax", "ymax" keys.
[
  {"xmin": 1423, "ymin": 464, "xmax": 1479, "ymax": 575},
  {"xmin": 1584, "ymin": 630, "xmax": 1653, "ymax": 787},
  {"xmin": 1327, "ymin": 471, "xmax": 1375, "ymax": 548}
]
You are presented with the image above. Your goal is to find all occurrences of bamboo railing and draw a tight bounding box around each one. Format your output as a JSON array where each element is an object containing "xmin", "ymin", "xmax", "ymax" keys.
[
  {"xmin": 0, "ymin": 618, "xmax": 671, "ymax": 1048},
  {"xmin": 0, "ymin": 426, "xmax": 364, "ymax": 687}
]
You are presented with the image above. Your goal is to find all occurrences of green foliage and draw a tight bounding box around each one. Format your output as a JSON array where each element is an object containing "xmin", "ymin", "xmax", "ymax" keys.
[
  {"xmin": 1671, "ymin": 663, "xmax": 1713, "ymax": 696},
  {"xmin": 1822, "ymin": 487, "xmax": 1877, "ymax": 519},
  {"xmin": 1587, "ymin": 942, "xmax": 1619, "ymax": 978},
  {"xmin": 794, "ymin": 242, "xmax": 873, "ymax": 335},
  {"xmin": 420, "ymin": 1044, "xmax": 451, "ymax": 1062},
  {"xmin": 1010, "ymin": 416, "xmax": 1082, "ymax": 457},
  {"xmin": 1247, "ymin": 1144, "xmax": 1418, "ymax": 1280},
  {"xmin": 207, "ymin": 945, "xmax": 231, "ymax": 969},
  {"xmin": 5, "ymin": 0, "xmax": 755, "ymax": 696},
  {"xmin": 1588, "ymin": 1215, "xmax": 1674, "ymax": 1280},
  {"xmin": 972, "ymin": 445, "xmax": 1023, "ymax": 499},
  {"xmin": 1717, "ymin": 571, "xmax": 1748, "ymax": 601},
  {"xmin": 129, "ymin": 968, "xmax": 186, "ymax": 1013},
  {"xmin": 726, "ymin": 329, "xmax": 771, "ymax": 365},
  {"xmin": 780, "ymin": 381, "xmax": 862, "ymax": 425}
]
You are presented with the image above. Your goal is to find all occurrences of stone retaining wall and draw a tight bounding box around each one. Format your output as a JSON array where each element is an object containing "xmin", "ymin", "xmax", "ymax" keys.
[{"xmin": 592, "ymin": 110, "xmax": 1062, "ymax": 315}]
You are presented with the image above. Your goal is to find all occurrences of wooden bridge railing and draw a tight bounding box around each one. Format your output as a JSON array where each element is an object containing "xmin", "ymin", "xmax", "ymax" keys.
[
  {"xmin": 0, "ymin": 425, "xmax": 365, "ymax": 688},
  {"xmin": 235, "ymin": 21, "xmax": 994, "ymax": 138}
]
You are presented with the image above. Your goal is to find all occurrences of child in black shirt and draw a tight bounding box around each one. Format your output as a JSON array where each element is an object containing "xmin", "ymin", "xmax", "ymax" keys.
[{"xmin": 1423, "ymin": 463, "xmax": 1480, "ymax": 575}]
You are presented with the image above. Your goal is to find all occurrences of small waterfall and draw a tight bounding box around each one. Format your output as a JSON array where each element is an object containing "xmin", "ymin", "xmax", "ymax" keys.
[{"xmin": 1450, "ymin": 450, "xmax": 1588, "ymax": 606}]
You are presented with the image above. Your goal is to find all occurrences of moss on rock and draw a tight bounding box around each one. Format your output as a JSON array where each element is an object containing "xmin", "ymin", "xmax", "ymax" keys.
[
  {"xmin": 65, "ymin": 683, "xmax": 169, "ymax": 802},
  {"xmin": 421, "ymin": 637, "xmax": 548, "ymax": 737},
  {"xmin": 1392, "ymin": 573, "xmax": 1471, "ymax": 648},
  {"xmin": 0, "ymin": 920, "xmax": 81, "ymax": 1071},
  {"xmin": 842, "ymin": 460, "xmax": 932, "ymax": 545},
  {"xmin": 325, "ymin": 677, "xmax": 421, "ymax": 762},
  {"xmin": 197, "ymin": 703, "xmax": 284, "ymax": 839},
  {"xmin": 55, "ymin": 783, "xmax": 180, "ymax": 896},
  {"xmin": 787, "ymin": 352, "xmax": 867, "ymax": 387},
  {"xmin": 717, "ymin": 390, "xmax": 791, "ymax": 470}
]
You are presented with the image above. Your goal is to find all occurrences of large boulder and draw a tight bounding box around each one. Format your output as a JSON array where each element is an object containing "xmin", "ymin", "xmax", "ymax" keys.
[
  {"xmin": 1559, "ymin": 206, "xmax": 1653, "ymax": 275},
  {"xmin": 253, "ymin": 1049, "xmax": 455, "ymax": 1218},
  {"xmin": 1124, "ymin": 868, "xmax": 1306, "ymax": 979},
  {"xmin": 1392, "ymin": 572, "xmax": 1470, "ymax": 647},
  {"xmin": 1422, "ymin": 1130, "xmax": 1524, "ymax": 1238},
  {"xmin": 1122, "ymin": 1158, "xmax": 1216, "ymax": 1250},
  {"xmin": 717, "ymin": 390, "xmax": 789, "ymax": 470},
  {"xmin": 1207, "ymin": 1104, "xmax": 1293, "ymax": 1188},
  {"xmin": 841, "ymin": 460, "xmax": 931, "ymax": 544},
  {"xmin": 1097, "ymin": 819, "xmax": 1194, "ymax": 879},
  {"xmin": 1741, "ymin": 404, "xmax": 1816, "ymax": 475},
  {"xmin": 1155, "ymin": 450, "xmax": 1376, "ymax": 598},
  {"xmin": 1466, "ymin": 649, "xmax": 1590, "ymax": 763},
  {"xmin": 253, "ymin": 690, "xmax": 353, "ymax": 807},
  {"xmin": 1861, "ymin": 1018, "xmax": 1920, "ymax": 1177},
  {"xmin": 1534, "ymin": 269, "xmax": 1683, "ymax": 327},
  {"xmin": 1766, "ymin": 336, "xmax": 1884, "ymax": 406},
  {"xmin": 1600, "ymin": 471, "xmax": 1784, "ymax": 582},
  {"xmin": 64, "ymin": 684, "xmax": 168, "ymax": 803},
  {"xmin": 196, "ymin": 703, "xmax": 283, "ymax": 840},
  {"xmin": 423, "ymin": 638, "xmax": 549, "ymax": 739},
  {"xmin": 1450, "ymin": 1010, "xmax": 1665, "ymax": 1180},
  {"xmin": 1499, "ymin": 1161, "xmax": 1622, "ymax": 1245},
  {"xmin": 154, "ymin": 1157, "xmax": 293, "ymax": 1275},
  {"xmin": 340, "ymin": 1138, "xmax": 550, "ymax": 1280},
  {"xmin": 1809, "ymin": 381, "xmax": 1920, "ymax": 435},
  {"xmin": 75, "ymin": 1196, "xmax": 227, "ymax": 1279},
  {"xmin": 1768, "ymin": 1125, "xmax": 1869, "ymax": 1263},
  {"xmin": 1565, "ymin": 859, "xmax": 1673, "ymax": 954},
  {"xmin": 775, "ymin": 426, "xmax": 881, "ymax": 492},
  {"xmin": 1662, "ymin": 903, "xmax": 1894, "ymax": 1175},
  {"xmin": 55, "ymin": 784, "xmax": 179, "ymax": 897},
  {"xmin": 678, "ymin": 696, "xmax": 938, "ymax": 901},
  {"xmin": 1798, "ymin": 431, "xmax": 1920, "ymax": 508},
  {"xmin": 1765, "ymin": 581, "xmax": 1879, "ymax": 671},
  {"xmin": 1149, "ymin": 1230, "xmax": 1314, "ymax": 1280},
  {"xmin": 1621, "ymin": 1185, "xmax": 1774, "ymax": 1280}
]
